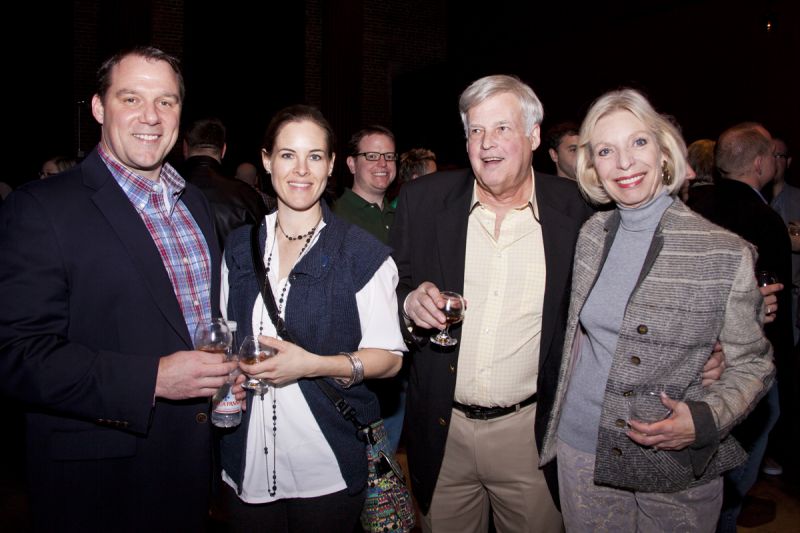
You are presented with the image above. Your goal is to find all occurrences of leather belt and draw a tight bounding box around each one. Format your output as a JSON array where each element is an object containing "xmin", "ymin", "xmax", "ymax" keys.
[{"xmin": 453, "ymin": 393, "xmax": 538, "ymax": 420}]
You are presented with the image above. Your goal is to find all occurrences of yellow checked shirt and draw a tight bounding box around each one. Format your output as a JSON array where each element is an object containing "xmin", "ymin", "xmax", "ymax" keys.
[{"xmin": 454, "ymin": 178, "xmax": 546, "ymax": 407}]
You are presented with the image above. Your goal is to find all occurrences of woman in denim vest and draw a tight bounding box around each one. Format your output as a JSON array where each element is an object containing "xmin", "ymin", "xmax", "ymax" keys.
[{"xmin": 218, "ymin": 105, "xmax": 404, "ymax": 532}]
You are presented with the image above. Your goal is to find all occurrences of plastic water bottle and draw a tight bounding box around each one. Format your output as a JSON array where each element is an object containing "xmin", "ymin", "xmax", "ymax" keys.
[{"xmin": 212, "ymin": 321, "xmax": 241, "ymax": 428}]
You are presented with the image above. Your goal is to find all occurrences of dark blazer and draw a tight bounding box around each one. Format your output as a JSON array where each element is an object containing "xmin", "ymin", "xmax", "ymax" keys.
[
  {"xmin": 389, "ymin": 169, "xmax": 593, "ymax": 513},
  {"xmin": 690, "ymin": 179, "xmax": 793, "ymax": 369},
  {"xmin": 182, "ymin": 155, "xmax": 270, "ymax": 252},
  {"xmin": 0, "ymin": 149, "xmax": 221, "ymax": 532}
]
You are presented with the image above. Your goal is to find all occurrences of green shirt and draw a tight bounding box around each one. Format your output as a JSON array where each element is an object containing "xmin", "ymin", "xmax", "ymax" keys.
[{"xmin": 332, "ymin": 188, "xmax": 395, "ymax": 244}]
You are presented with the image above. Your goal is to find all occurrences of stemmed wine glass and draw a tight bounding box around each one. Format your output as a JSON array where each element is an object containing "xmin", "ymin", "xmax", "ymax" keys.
[
  {"xmin": 430, "ymin": 291, "xmax": 466, "ymax": 347},
  {"xmin": 239, "ymin": 335, "xmax": 275, "ymax": 394},
  {"xmin": 756, "ymin": 270, "xmax": 778, "ymax": 287},
  {"xmin": 194, "ymin": 318, "xmax": 233, "ymax": 355}
]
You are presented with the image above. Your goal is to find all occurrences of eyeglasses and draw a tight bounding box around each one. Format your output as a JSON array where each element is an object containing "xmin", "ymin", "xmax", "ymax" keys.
[{"xmin": 354, "ymin": 152, "xmax": 398, "ymax": 162}]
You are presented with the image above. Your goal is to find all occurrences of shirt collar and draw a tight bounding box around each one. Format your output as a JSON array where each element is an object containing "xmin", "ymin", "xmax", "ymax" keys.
[
  {"xmin": 749, "ymin": 185, "xmax": 769, "ymax": 204},
  {"xmin": 343, "ymin": 188, "xmax": 392, "ymax": 212},
  {"xmin": 468, "ymin": 169, "xmax": 537, "ymax": 219},
  {"xmin": 98, "ymin": 144, "xmax": 185, "ymax": 211}
]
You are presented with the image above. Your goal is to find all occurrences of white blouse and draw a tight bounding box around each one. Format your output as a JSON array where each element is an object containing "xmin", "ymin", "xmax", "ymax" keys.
[{"xmin": 220, "ymin": 213, "xmax": 406, "ymax": 503}]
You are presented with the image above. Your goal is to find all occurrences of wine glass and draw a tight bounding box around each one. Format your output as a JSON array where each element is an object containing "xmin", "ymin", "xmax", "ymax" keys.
[
  {"xmin": 430, "ymin": 291, "xmax": 466, "ymax": 347},
  {"xmin": 627, "ymin": 388, "xmax": 673, "ymax": 423},
  {"xmin": 756, "ymin": 270, "xmax": 778, "ymax": 287},
  {"xmin": 239, "ymin": 335, "xmax": 275, "ymax": 394},
  {"xmin": 194, "ymin": 318, "xmax": 233, "ymax": 355}
]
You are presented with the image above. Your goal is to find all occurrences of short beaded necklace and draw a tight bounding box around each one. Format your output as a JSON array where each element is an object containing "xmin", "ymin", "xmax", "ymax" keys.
[{"xmin": 256, "ymin": 213, "xmax": 321, "ymax": 497}]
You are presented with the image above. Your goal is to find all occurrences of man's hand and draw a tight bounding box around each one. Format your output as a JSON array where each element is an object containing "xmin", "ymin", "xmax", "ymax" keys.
[
  {"xmin": 788, "ymin": 222, "xmax": 800, "ymax": 252},
  {"xmin": 701, "ymin": 341, "xmax": 726, "ymax": 387},
  {"xmin": 404, "ymin": 281, "xmax": 447, "ymax": 329},
  {"xmin": 760, "ymin": 282, "xmax": 783, "ymax": 324},
  {"xmin": 627, "ymin": 394, "xmax": 696, "ymax": 451},
  {"xmin": 155, "ymin": 350, "xmax": 239, "ymax": 400}
]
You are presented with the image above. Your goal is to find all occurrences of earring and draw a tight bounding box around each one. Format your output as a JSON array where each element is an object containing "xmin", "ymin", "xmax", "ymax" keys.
[{"xmin": 661, "ymin": 160, "xmax": 673, "ymax": 186}]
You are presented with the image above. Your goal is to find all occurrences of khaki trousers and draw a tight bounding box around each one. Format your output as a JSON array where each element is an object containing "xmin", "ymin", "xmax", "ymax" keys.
[{"xmin": 422, "ymin": 403, "xmax": 562, "ymax": 533}]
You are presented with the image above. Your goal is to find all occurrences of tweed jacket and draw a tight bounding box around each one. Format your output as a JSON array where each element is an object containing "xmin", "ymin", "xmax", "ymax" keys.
[{"xmin": 540, "ymin": 198, "xmax": 774, "ymax": 493}]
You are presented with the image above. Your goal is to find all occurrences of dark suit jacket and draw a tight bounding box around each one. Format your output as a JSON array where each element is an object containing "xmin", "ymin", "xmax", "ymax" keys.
[
  {"xmin": 0, "ymin": 149, "xmax": 221, "ymax": 532},
  {"xmin": 182, "ymin": 155, "xmax": 270, "ymax": 252},
  {"xmin": 389, "ymin": 169, "xmax": 593, "ymax": 513},
  {"xmin": 690, "ymin": 179, "xmax": 793, "ymax": 367}
]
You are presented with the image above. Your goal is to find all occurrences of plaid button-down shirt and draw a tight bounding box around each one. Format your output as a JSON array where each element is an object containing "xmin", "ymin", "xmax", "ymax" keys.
[{"xmin": 99, "ymin": 145, "xmax": 212, "ymax": 342}]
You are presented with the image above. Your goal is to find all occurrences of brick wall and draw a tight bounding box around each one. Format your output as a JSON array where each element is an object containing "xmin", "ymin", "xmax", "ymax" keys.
[
  {"xmin": 360, "ymin": 0, "xmax": 446, "ymax": 127},
  {"xmin": 305, "ymin": 0, "xmax": 446, "ymax": 132}
]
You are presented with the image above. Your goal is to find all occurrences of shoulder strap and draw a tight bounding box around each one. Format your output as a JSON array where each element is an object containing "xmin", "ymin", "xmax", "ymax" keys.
[
  {"xmin": 249, "ymin": 222, "xmax": 368, "ymax": 432},
  {"xmin": 250, "ymin": 222, "xmax": 292, "ymax": 342}
]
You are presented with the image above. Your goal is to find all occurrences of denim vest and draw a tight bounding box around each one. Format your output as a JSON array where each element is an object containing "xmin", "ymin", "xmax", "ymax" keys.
[{"xmin": 219, "ymin": 202, "xmax": 391, "ymax": 495}]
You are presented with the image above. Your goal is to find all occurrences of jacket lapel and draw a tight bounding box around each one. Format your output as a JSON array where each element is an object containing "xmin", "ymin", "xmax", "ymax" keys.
[
  {"xmin": 536, "ymin": 174, "xmax": 589, "ymax": 370},
  {"xmin": 435, "ymin": 172, "xmax": 473, "ymax": 293},
  {"xmin": 84, "ymin": 152, "xmax": 193, "ymax": 347},
  {"xmin": 182, "ymin": 184, "xmax": 222, "ymax": 318}
]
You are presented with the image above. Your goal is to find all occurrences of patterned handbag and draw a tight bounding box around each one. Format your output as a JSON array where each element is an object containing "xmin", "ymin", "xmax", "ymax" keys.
[
  {"xmin": 358, "ymin": 419, "xmax": 416, "ymax": 532},
  {"xmin": 315, "ymin": 380, "xmax": 415, "ymax": 533}
]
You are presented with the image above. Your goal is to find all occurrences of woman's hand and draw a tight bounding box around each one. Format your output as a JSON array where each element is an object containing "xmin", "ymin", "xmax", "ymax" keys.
[
  {"xmin": 231, "ymin": 373, "xmax": 248, "ymax": 410},
  {"xmin": 627, "ymin": 393, "xmax": 696, "ymax": 451},
  {"xmin": 238, "ymin": 336, "xmax": 317, "ymax": 386}
]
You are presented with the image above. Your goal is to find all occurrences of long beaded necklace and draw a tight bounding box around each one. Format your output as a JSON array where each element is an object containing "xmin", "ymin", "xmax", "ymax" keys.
[{"xmin": 256, "ymin": 213, "xmax": 321, "ymax": 497}]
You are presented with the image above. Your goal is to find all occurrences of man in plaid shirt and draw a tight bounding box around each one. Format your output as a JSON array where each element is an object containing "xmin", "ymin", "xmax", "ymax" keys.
[{"xmin": 0, "ymin": 47, "xmax": 238, "ymax": 531}]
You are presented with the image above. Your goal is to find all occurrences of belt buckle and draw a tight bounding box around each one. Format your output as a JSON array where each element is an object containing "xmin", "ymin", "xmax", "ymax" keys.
[{"xmin": 468, "ymin": 407, "xmax": 490, "ymax": 420}]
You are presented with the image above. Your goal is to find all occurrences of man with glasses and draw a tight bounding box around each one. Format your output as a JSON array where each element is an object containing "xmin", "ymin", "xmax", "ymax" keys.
[
  {"xmin": 334, "ymin": 125, "xmax": 398, "ymax": 244},
  {"xmin": 334, "ymin": 125, "xmax": 405, "ymax": 454},
  {"xmin": 770, "ymin": 138, "xmax": 799, "ymax": 341}
]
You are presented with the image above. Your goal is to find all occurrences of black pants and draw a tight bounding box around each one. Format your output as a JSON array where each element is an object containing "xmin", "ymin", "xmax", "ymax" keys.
[{"xmin": 219, "ymin": 481, "xmax": 365, "ymax": 533}]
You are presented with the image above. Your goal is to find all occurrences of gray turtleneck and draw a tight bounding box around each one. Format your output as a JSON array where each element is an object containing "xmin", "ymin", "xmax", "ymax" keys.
[{"xmin": 558, "ymin": 191, "xmax": 674, "ymax": 453}]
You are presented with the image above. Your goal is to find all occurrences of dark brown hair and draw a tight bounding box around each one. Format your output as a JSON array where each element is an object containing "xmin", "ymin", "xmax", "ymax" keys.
[
  {"xmin": 262, "ymin": 105, "xmax": 335, "ymax": 157},
  {"xmin": 96, "ymin": 46, "xmax": 184, "ymax": 102}
]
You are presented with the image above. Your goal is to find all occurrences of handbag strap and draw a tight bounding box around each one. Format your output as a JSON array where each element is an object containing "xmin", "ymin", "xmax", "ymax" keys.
[
  {"xmin": 248, "ymin": 222, "xmax": 370, "ymax": 435},
  {"xmin": 250, "ymin": 222, "xmax": 292, "ymax": 342}
]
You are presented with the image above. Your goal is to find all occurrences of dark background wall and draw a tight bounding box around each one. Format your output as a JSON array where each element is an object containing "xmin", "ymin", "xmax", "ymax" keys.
[{"xmin": 8, "ymin": 0, "xmax": 798, "ymax": 188}]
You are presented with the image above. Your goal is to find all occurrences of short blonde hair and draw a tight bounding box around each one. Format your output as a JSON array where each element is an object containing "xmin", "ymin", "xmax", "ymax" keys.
[{"xmin": 576, "ymin": 89, "xmax": 688, "ymax": 205}]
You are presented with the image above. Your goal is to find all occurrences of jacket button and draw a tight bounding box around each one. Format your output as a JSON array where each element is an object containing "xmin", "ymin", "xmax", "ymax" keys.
[
  {"xmin": 615, "ymin": 419, "xmax": 626, "ymax": 428},
  {"xmin": 438, "ymin": 417, "xmax": 447, "ymax": 427},
  {"xmin": 630, "ymin": 356, "xmax": 641, "ymax": 365},
  {"xmin": 196, "ymin": 413, "xmax": 208, "ymax": 424},
  {"xmin": 612, "ymin": 447, "xmax": 622, "ymax": 457},
  {"xmin": 449, "ymin": 363, "xmax": 456, "ymax": 374},
  {"xmin": 637, "ymin": 325, "xmax": 648, "ymax": 334},
  {"xmin": 623, "ymin": 390, "xmax": 634, "ymax": 397}
]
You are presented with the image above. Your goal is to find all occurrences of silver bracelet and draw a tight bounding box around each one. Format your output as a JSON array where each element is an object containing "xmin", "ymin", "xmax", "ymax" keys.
[
  {"xmin": 351, "ymin": 353, "xmax": 364, "ymax": 386},
  {"xmin": 335, "ymin": 352, "xmax": 364, "ymax": 389}
]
